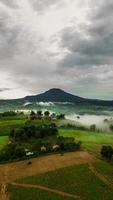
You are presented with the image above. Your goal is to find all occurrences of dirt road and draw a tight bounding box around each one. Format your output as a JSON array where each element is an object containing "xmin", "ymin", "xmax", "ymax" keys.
[
  {"xmin": 0, "ymin": 151, "xmax": 98, "ymax": 200},
  {"xmin": 0, "ymin": 151, "xmax": 98, "ymax": 182}
]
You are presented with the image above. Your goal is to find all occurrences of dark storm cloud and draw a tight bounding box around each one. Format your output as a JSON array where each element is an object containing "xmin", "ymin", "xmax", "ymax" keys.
[
  {"xmin": 58, "ymin": 0, "xmax": 113, "ymax": 68},
  {"xmin": 0, "ymin": 88, "xmax": 11, "ymax": 92}
]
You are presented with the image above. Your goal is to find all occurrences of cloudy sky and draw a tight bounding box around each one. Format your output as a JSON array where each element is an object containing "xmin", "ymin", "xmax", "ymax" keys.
[{"xmin": 0, "ymin": 0, "xmax": 113, "ymax": 99}]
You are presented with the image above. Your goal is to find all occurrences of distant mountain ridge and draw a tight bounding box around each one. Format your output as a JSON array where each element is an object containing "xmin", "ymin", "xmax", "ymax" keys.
[
  {"xmin": 23, "ymin": 88, "xmax": 113, "ymax": 107},
  {"xmin": 24, "ymin": 88, "xmax": 84, "ymax": 103},
  {"xmin": 0, "ymin": 88, "xmax": 113, "ymax": 107}
]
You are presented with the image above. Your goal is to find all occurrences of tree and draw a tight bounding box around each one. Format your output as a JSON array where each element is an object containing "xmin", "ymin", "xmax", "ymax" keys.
[
  {"xmin": 44, "ymin": 111, "xmax": 50, "ymax": 117},
  {"xmin": 110, "ymin": 125, "xmax": 113, "ymax": 131},
  {"xmin": 90, "ymin": 124, "xmax": 96, "ymax": 131},
  {"xmin": 30, "ymin": 111, "xmax": 36, "ymax": 120},
  {"xmin": 37, "ymin": 110, "xmax": 43, "ymax": 119},
  {"xmin": 57, "ymin": 114, "xmax": 65, "ymax": 120},
  {"xmin": 101, "ymin": 145, "xmax": 113, "ymax": 161}
]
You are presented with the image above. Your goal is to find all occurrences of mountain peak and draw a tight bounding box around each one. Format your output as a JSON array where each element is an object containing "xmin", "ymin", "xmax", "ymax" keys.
[{"xmin": 44, "ymin": 88, "xmax": 65, "ymax": 94}]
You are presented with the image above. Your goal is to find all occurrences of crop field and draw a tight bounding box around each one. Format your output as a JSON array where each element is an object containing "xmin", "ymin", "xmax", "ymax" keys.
[
  {"xmin": 59, "ymin": 129, "xmax": 113, "ymax": 154},
  {"xmin": 8, "ymin": 185, "xmax": 73, "ymax": 200},
  {"xmin": 0, "ymin": 119, "xmax": 26, "ymax": 136},
  {"xmin": 14, "ymin": 163, "xmax": 113, "ymax": 200},
  {"xmin": 94, "ymin": 162, "xmax": 113, "ymax": 180},
  {"xmin": 0, "ymin": 117, "xmax": 113, "ymax": 200},
  {"xmin": 0, "ymin": 136, "xmax": 8, "ymax": 149}
]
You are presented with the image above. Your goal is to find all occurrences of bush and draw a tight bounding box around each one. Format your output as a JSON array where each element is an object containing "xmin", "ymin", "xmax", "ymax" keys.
[
  {"xmin": 110, "ymin": 125, "xmax": 113, "ymax": 131},
  {"xmin": 0, "ymin": 142, "xmax": 26, "ymax": 161},
  {"xmin": 101, "ymin": 145, "xmax": 113, "ymax": 161},
  {"xmin": 90, "ymin": 124, "xmax": 96, "ymax": 131},
  {"xmin": 57, "ymin": 136, "xmax": 81, "ymax": 152},
  {"xmin": 10, "ymin": 123, "xmax": 58, "ymax": 141}
]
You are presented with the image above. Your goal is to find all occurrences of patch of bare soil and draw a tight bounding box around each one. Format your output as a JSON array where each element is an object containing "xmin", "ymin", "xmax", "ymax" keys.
[{"xmin": 0, "ymin": 151, "xmax": 98, "ymax": 182}]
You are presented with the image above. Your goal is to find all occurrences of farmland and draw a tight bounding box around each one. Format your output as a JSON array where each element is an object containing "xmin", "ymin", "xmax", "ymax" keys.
[
  {"xmin": 59, "ymin": 128, "xmax": 113, "ymax": 155},
  {"xmin": 0, "ymin": 115, "xmax": 113, "ymax": 199},
  {"xmin": 10, "ymin": 162, "xmax": 113, "ymax": 200}
]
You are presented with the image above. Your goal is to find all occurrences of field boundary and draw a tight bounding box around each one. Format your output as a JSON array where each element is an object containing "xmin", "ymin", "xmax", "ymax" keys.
[
  {"xmin": 10, "ymin": 182, "xmax": 82, "ymax": 200},
  {"xmin": 89, "ymin": 163, "xmax": 113, "ymax": 187}
]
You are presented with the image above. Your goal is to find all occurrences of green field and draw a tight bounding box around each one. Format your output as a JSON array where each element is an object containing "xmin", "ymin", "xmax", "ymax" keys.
[
  {"xmin": 0, "ymin": 136, "xmax": 8, "ymax": 149},
  {"xmin": 17, "ymin": 163, "xmax": 113, "ymax": 200},
  {"xmin": 8, "ymin": 185, "xmax": 73, "ymax": 200},
  {"xmin": 0, "ymin": 119, "xmax": 26, "ymax": 136},
  {"xmin": 94, "ymin": 162, "xmax": 113, "ymax": 180},
  {"xmin": 59, "ymin": 129, "xmax": 113, "ymax": 154}
]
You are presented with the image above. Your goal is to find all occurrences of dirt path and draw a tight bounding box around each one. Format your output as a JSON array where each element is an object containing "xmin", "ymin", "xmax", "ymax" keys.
[
  {"xmin": 0, "ymin": 167, "xmax": 10, "ymax": 200},
  {"xmin": 10, "ymin": 182, "xmax": 82, "ymax": 200},
  {"xmin": 0, "ymin": 151, "xmax": 98, "ymax": 200},
  {"xmin": 0, "ymin": 151, "xmax": 98, "ymax": 182},
  {"xmin": 89, "ymin": 163, "xmax": 113, "ymax": 187}
]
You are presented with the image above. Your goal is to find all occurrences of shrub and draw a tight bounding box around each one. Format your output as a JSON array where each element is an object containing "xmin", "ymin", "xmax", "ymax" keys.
[
  {"xmin": 110, "ymin": 125, "xmax": 113, "ymax": 131},
  {"xmin": 101, "ymin": 145, "xmax": 113, "ymax": 161}
]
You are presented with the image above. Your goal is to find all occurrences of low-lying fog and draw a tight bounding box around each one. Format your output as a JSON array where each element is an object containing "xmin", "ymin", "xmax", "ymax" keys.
[{"xmin": 66, "ymin": 114, "xmax": 113, "ymax": 132}]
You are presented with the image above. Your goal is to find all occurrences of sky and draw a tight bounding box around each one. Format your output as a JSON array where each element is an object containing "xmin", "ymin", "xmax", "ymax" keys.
[{"xmin": 0, "ymin": 0, "xmax": 113, "ymax": 100}]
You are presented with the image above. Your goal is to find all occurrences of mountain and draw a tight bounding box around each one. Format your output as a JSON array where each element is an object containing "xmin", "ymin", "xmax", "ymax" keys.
[
  {"xmin": 23, "ymin": 88, "xmax": 113, "ymax": 107},
  {"xmin": 24, "ymin": 88, "xmax": 84, "ymax": 103},
  {"xmin": 0, "ymin": 88, "xmax": 113, "ymax": 111}
]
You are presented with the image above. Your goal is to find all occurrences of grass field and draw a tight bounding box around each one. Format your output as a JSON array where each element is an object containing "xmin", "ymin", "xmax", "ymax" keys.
[
  {"xmin": 59, "ymin": 129, "xmax": 113, "ymax": 154},
  {"xmin": 0, "ymin": 136, "xmax": 8, "ymax": 149},
  {"xmin": 0, "ymin": 119, "xmax": 26, "ymax": 136},
  {"xmin": 94, "ymin": 162, "xmax": 113, "ymax": 180},
  {"xmin": 17, "ymin": 163, "xmax": 113, "ymax": 200},
  {"xmin": 8, "ymin": 185, "xmax": 73, "ymax": 200}
]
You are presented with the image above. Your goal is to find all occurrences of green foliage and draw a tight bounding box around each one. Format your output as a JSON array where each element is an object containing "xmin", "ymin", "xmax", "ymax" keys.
[
  {"xmin": 10, "ymin": 123, "xmax": 58, "ymax": 142},
  {"xmin": 59, "ymin": 129, "xmax": 113, "ymax": 155},
  {"xmin": 0, "ymin": 119, "xmax": 26, "ymax": 136},
  {"xmin": 101, "ymin": 145, "xmax": 113, "ymax": 161},
  {"xmin": 57, "ymin": 136, "xmax": 81, "ymax": 151},
  {"xmin": 44, "ymin": 111, "xmax": 50, "ymax": 117},
  {"xmin": 0, "ymin": 142, "xmax": 26, "ymax": 161},
  {"xmin": 57, "ymin": 114, "xmax": 65, "ymax": 120},
  {"xmin": 0, "ymin": 111, "xmax": 17, "ymax": 117},
  {"xmin": 90, "ymin": 124, "xmax": 96, "ymax": 131},
  {"xmin": 109, "ymin": 124, "xmax": 113, "ymax": 131},
  {"xmin": 0, "ymin": 136, "xmax": 9, "ymax": 149}
]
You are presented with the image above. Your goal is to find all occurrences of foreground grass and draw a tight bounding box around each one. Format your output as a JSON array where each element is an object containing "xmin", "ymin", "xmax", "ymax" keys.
[
  {"xmin": 0, "ymin": 136, "xmax": 8, "ymax": 149},
  {"xmin": 94, "ymin": 162, "xmax": 113, "ymax": 180},
  {"xmin": 59, "ymin": 129, "xmax": 113, "ymax": 154},
  {"xmin": 0, "ymin": 119, "xmax": 26, "ymax": 136},
  {"xmin": 17, "ymin": 163, "xmax": 113, "ymax": 200},
  {"xmin": 8, "ymin": 185, "xmax": 73, "ymax": 200}
]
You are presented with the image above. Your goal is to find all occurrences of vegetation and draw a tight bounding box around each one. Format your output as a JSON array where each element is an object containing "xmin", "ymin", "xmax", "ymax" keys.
[
  {"xmin": 8, "ymin": 185, "xmax": 73, "ymax": 200},
  {"xmin": 59, "ymin": 129, "xmax": 113, "ymax": 154},
  {"xmin": 0, "ymin": 111, "xmax": 113, "ymax": 199},
  {"xmin": 0, "ymin": 136, "xmax": 8, "ymax": 149},
  {"xmin": 18, "ymin": 164, "xmax": 113, "ymax": 200},
  {"xmin": 94, "ymin": 161, "xmax": 113, "ymax": 180},
  {"xmin": 0, "ymin": 116, "xmax": 81, "ymax": 162},
  {"xmin": 101, "ymin": 145, "xmax": 113, "ymax": 161}
]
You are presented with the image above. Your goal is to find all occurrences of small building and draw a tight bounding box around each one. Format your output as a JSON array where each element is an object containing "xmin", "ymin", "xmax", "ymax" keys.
[
  {"xmin": 25, "ymin": 149, "xmax": 34, "ymax": 156},
  {"xmin": 41, "ymin": 146, "xmax": 47, "ymax": 152},
  {"xmin": 52, "ymin": 144, "xmax": 60, "ymax": 151}
]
